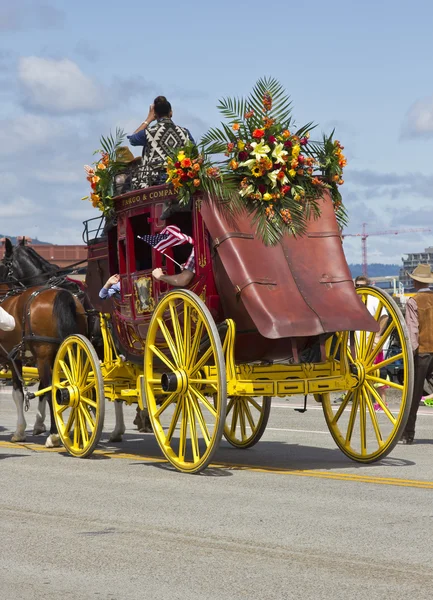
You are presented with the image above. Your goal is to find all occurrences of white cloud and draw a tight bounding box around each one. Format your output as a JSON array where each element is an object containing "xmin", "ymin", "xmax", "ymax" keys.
[
  {"xmin": 0, "ymin": 196, "xmax": 42, "ymax": 218},
  {"xmin": 401, "ymin": 96, "xmax": 433, "ymax": 138},
  {"xmin": 18, "ymin": 57, "xmax": 103, "ymax": 113},
  {"xmin": 0, "ymin": 113, "xmax": 66, "ymax": 155}
]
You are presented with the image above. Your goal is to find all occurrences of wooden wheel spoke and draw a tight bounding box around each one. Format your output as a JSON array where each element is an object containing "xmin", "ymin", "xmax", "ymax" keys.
[
  {"xmin": 191, "ymin": 346, "xmax": 214, "ymax": 376},
  {"xmin": 189, "ymin": 392, "xmax": 211, "ymax": 446},
  {"xmin": 186, "ymin": 394, "xmax": 200, "ymax": 462},
  {"xmin": 56, "ymin": 402, "xmax": 69, "ymax": 415},
  {"xmin": 73, "ymin": 411, "xmax": 80, "ymax": 447},
  {"xmin": 239, "ymin": 400, "xmax": 247, "ymax": 441},
  {"xmin": 157, "ymin": 318, "xmax": 181, "ymax": 367},
  {"xmin": 80, "ymin": 396, "xmax": 97, "ymax": 409},
  {"xmin": 169, "ymin": 301, "xmax": 184, "ymax": 365},
  {"xmin": 178, "ymin": 397, "xmax": 187, "ymax": 462},
  {"xmin": 226, "ymin": 397, "xmax": 235, "ymax": 416},
  {"xmin": 331, "ymin": 391, "xmax": 353, "ymax": 424},
  {"xmin": 366, "ymin": 375, "xmax": 403, "ymax": 391},
  {"xmin": 366, "ymin": 353, "xmax": 403, "ymax": 373},
  {"xmin": 363, "ymin": 388, "xmax": 384, "ymax": 447},
  {"xmin": 63, "ymin": 408, "xmax": 76, "ymax": 434},
  {"xmin": 67, "ymin": 347, "xmax": 77, "ymax": 383},
  {"xmin": 155, "ymin": 392, "xmax": 178, "ymax": 419},
  {"xmin": 187, "ymin": 320, "xmax": 204, "ymax": 370},
  {"xmin": 345, "ymin": 391, "xmax": 360, "ymax": 445},
  {"xmin": 166, "ymin": 398, "xmax": 183, "ymax": 443},
  {"xmin": 359, "ymin": 388, "xmax": 367, "ymax": 456},
  {"xmin": 229, "ymin": 399, "xmax": 239, "ymax": 435},
  {"xmin": 59, "ymin": 360, "xmax": 74, "ymax": 385},
  {"xmin": 183, "ymin": 304, "xmax": 191, "ymax": 368},
  {"xmin": 247, "ymin": 397, "xmax": 262, "ymax": 411},
  {"xmin": 366, "ymin": 321, "xmax": 394, "ymax": 365},
  {"xmin": 78, "ymin": 359, "xmax": 91, "ymax": 389},
  {"xmin": 78, "ymin": 407, "xmax": 89, "ymax": 445},
  {"xmin": 242, "ymin": 398, "xmax": 256, "ymax": 430},
  {"xmin": 365, "ymin": 382, "xmax": 397, "ymax": 425},
  {"xmin": 80, "ymin": 404, "xmax": 95, "ymax": 430},
  {"xmin": 190, "ymin": 386, "xmax": 218, "ymax": 417},
  {"xmin": 149, "ymin": 344, "xmax": 177, "ymax": 373},
  {"xmin": 330, "ymin": 332, "xmax": 343, "ymax": 359}
]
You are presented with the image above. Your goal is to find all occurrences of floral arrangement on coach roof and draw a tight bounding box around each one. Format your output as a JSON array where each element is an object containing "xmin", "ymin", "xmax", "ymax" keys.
[
  {"xmin": 167, "ymin": 77, "xmax": 347, "ymax": 246},
  {"xmin": 166, "ymin": 140, "xmax": 222, "ymax": 205},
  {"xmin": 82, "ymin": 128, "xmax": 128, "ymax": 217}
]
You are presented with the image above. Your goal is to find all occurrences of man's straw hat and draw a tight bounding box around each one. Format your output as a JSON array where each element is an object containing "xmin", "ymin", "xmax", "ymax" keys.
[
  {"xmin": 115, "ymin": 146, "xmax": 141, "ymax": 164},
  {"xmin": 408, "ymin": 263, "xmax": 433, "ymax": 285}
]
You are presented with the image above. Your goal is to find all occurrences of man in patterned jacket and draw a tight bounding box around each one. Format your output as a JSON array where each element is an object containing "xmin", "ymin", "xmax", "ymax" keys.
[{"xmin": 128, "ymin": 96, "xmax": 195, "ymax": 218}]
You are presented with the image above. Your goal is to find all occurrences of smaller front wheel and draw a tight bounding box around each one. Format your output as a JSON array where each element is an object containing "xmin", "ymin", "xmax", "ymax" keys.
[
  {"xmin": 52, "ymin": 335, "xmax": 105, "ymax": 458},
  {"xmin": 224, "ymin": 396, "xmax": 271, "ymax": 448}
]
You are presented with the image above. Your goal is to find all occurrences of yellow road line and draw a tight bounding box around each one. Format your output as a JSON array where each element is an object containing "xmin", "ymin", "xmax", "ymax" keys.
[{"xmin": 1, "ymin": 440, "xmax": 433, "ymax": 489}]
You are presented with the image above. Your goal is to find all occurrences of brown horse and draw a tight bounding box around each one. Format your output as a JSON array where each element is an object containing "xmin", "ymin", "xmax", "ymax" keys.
[{"xmin": 0, "ymin": 287, "xmax": 87, "ymax": 444}]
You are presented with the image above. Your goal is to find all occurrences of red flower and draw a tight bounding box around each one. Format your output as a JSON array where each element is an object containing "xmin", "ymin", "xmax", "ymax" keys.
[
  {"xmin": 273, "ymin": 163, "xmax": 280, "ymax": 170},
  {"xmin": 238, "ymin": 151, "xmax": 248, "ymax": 161},
  {"xmin": 175, "ymin": 162, "xmax": 181, "ymax": 168},
  {"xmin": 277, "ymin": 170, "xmax": 286, "ymax": 180},
  {"xmin": 300, "ymin": 137, "xmax": 308, "ymax": 146},
  {"xmin": 281, "ymin": 185, "xmax": 291, "ymax": 195},
  {"xmin": 284, "ymin": 140, "xmax": 292, "ymax": 148},
  {"xmin": 181, "ymin": 174, "xmax": 189, "ymax": 182},
  {"xmin": 252, "ymin": 129, "xmax": 265, "ymax": 139},
  {"xmin": 298, "ymin": 155, "xmax": 305, "ymax": 164},
  {"xmin": 258, "ymin": 184, "xmax": 267, "ymax": 194},
  {"xmin": 268, "ymin": 135, "xmax": 276, "ymax": 144}
]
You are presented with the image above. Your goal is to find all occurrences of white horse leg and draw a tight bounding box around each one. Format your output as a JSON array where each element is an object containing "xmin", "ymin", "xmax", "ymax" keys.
[
  {"xmin": 45, "ymin": 433, "xmax": 61, "ymax": 448},
  {"xmin": 33, "ymin": 397, "xmax": 47, "ymax": 435},
  {"xmin": 109, "ymin": 400, "xmax": 126, "ymax": 443},
  {"xmin": 11, "ymin": 387, "xmax": 26, "ymax": 442}
]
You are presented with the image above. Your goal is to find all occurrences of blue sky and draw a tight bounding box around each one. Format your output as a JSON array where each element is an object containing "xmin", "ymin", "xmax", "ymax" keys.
[{"xmin": 1, "ymin": 0, "xmax": 433, "ymax": 265}]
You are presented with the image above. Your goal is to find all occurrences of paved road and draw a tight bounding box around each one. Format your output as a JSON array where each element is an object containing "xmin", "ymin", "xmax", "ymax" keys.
[{"xmin": 0, "ymin": 387, "xmax": 432, "ymax": 599}]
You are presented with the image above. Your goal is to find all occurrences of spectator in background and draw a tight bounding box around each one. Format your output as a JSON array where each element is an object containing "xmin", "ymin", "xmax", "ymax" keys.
[{"xmin": 402, "ymin": 264, "xmax": 433, "ymax": 444}]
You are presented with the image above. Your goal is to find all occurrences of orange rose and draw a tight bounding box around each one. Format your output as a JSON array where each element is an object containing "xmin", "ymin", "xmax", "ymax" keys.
[
  {"xmin": 193, "ymin": 178, "xmax": 200, "ymax": 187},
  {"xmin": 252, "ymin": 129, "xmax": 265, "ymax": 139},
  {"xmin": 97, "ymin": 163, "xmax": 106, "ymax": 170},
  {"xmin": 188, "ymin": 171, "xmax": 196, "ymax": 179},
  {"xmin": 193, "ymin": 163, "xmax": 200, "ymax": 172},
  {"xmin": 232, "ymin": 123, "xmax": 240, "ymax": 131},
  {"xmin": 181, "ymin": 158, "xmax": 192, "ymax": 168},
  {"xmin": 297, "ymin": 169, "xmax": 304, "ymax": 175},
  {"xmin": 229, "ymin": 159, "xmax": 239, "ymax": 170}
]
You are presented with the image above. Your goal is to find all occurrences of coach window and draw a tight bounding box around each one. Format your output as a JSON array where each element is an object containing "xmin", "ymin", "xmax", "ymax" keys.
[{"xmin": 129, "ymin": 213, "xmax": 152, "ymax": 272}]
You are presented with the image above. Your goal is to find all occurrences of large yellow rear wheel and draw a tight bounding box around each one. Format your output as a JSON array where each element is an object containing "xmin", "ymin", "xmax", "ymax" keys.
[
  {"xmin": 224, "ymin": 396, "xmax": 271, "ymax": 448},
  {"xmin": 320, "ymin": 286, "xmax": 413, "ymax": 462},
  {"xmin": 144, "ymin": 290, "xmax": 227, "ymax": 474},
  {"xmin": 52, "ymin": 335, "xmax": 105, "ymax": 458}
]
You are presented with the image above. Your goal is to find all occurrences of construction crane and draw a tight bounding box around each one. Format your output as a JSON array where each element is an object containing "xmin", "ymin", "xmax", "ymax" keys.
[{"xmin": 343, "ymin": 222, "xmax": 431, "ymax": 276}]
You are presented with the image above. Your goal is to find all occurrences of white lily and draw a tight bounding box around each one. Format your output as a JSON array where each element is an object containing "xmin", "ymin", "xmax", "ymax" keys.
[
  {"xmin": 267, "ymin": 170, "xmax": 279, "ymax": 189},
  {"xmin": 272, "ymin": 143, "xmax": 288, "ymax": 165},
  {"xmin": 239, "ymin": 158, "xmax": 257, "ymax": 169},
  {"xmin": 239, "ymin": 185, "xmax": 254, "ymax": 197},
  {"xmin": 250, "ymin": 140, "xmax": 271, "ymax": 161}
]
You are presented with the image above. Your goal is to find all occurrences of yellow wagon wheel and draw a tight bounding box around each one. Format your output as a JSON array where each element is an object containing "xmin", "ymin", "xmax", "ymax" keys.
[
  {"xmin": 320, "ymin": 286, "xmax": 413, "ymax": 462},
  {"xmin": 144, "ymin": 289, "xmax": 227, "ymax": 474},
  {"xmin": 52, "ymin": 335, "xmax": 105, "ymax": 458},
  {"xmin": 224, "ymin": 396, "xmax": 271, "ymax": 448}
]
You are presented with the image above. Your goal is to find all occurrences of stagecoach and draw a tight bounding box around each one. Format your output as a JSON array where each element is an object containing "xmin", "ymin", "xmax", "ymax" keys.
[{"xmin": 14, "ymin": 179, "xmax": 405, "ymax": 474}]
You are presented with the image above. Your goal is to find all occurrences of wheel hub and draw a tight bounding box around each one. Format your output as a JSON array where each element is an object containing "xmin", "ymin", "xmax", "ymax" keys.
[
  {"xmin": 55, "ymin": 385, "xmax": 80, "ymax": 407},
  {"xmin": 161, "ymin": 370, "xmax": 188, "ymax": 394},
  {"xmin": 350, "ymin": 361, "xmax": 366, "ymax": 388}
]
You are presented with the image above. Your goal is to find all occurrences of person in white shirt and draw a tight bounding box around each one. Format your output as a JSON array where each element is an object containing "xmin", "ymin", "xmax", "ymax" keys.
[{"xmin": 0, "ymin": 306, "xmax": 15, "ymax": 331}]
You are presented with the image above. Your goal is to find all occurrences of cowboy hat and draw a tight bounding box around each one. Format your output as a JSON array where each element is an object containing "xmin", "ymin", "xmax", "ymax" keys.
[
  {"xmin": 408, "ymin": 263, "xmax": 433, "ymax": 284},
  {"xmin": 115, "ymin": 146, "xmax": 141, "ymax": 164}
]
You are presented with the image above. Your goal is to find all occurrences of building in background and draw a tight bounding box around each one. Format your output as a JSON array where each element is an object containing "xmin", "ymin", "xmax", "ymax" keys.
[
  {"xmin": 400, "ymin": 246, "xmax": 433, "ymax": 289},
  {"xmin": 0, "ymin": 237, "xmax": 87, "ymax": 270}
]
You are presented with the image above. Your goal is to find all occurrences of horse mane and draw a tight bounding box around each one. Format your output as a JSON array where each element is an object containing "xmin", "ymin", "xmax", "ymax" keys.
[{"xmin": 14, "ymin": 245, "xmax": 59, "ymax": 274}]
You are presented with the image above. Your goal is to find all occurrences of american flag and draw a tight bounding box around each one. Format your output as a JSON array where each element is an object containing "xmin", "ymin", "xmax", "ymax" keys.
[{"xmin": 138, "ymin": 225, "xmax": 194, "ymax": 254}]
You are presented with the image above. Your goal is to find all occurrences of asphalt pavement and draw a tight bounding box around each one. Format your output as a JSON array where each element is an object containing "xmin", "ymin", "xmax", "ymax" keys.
[{"xmin": 0, "ymin": 387, "xmax": 432, "ymax": 600}]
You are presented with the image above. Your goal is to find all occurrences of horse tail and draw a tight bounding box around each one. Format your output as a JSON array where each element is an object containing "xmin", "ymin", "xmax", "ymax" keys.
[{"xmin": 53, "ymin": 289, "xmax": 79, "ymax": 341}]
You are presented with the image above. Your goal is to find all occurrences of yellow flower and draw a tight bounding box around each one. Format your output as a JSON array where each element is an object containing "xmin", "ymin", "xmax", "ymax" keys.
[
  {"xmin": 288, "ymin": 169, "xmax": 296, "ymax": 178},
  {"xmin": 251, "ymin": 165, "xmax": 263, "ymax": 177},
  {"xmin": 97, "ymin": 163, "xmax": 106, "ymax": 170},
  {"xmin": 292, "ymin": 144, "xmax": 301, "ymax": 157},
  {"xmin": 237, "ymin": 140, "xmax": 245, "ymax": 150},
  {"xmin": 263, "ymin": 192, "xmax": 272, "ymax": 201},
  {"xmin": 271, "ymin": 143, "xmax": 288, "ymax": 165},
  {"xmin": 294, "ymin": 193, "xmax": 301, "ymax": 201},
  {"xmin": 177, "ymin": 151, "xmax": 185, "ymax": 161}
]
